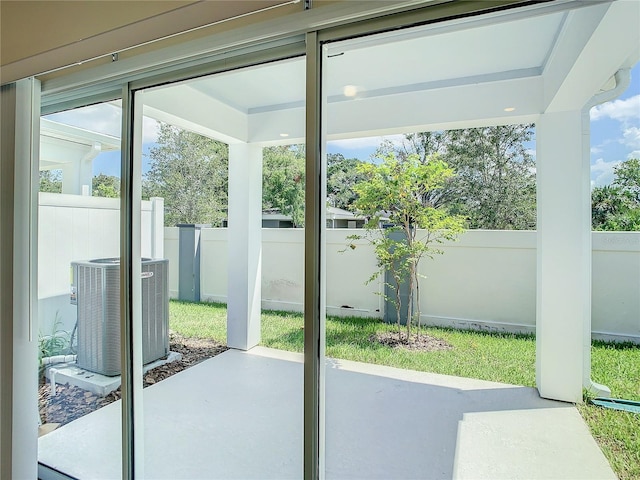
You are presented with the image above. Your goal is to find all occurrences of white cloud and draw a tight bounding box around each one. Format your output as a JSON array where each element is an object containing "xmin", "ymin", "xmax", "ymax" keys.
[
  {"xmin": 590, "ymin": 146, "xmax": 603, "ymax": 154},
  {"xmin": 590, "ymin": 94, "xmax": 640, "ymax": 122},
  {"xmin": 591, "ymin": 158, "xmax": 620, "ymax": 186},
  {"xmin": 142, "ymin": 117, "xmax": 160, "ymax": 145},
  {"xmin": 622, "ymin": 126, "xmax": 640, "ymax": 150}
]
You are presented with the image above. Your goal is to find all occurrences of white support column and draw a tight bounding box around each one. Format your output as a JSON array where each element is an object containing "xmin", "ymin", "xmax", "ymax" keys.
[
  {"xmin": 150, "ymin": 197, "xmax": 165, "ymax": 259},
  {"xmin": 61, "ymin": 143, "xmax": 100, "ymax": 195},
  {"xmin": 536, "ymin": 110, "xmax": 591, "ymax": 403},
  {"xmin": 227, "ymin": 143, "xmax": 262, "ymax": 350}
]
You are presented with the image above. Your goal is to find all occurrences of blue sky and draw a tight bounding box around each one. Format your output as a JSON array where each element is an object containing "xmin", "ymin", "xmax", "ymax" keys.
[
  {"xmin": 46, "ymin": 63, "xmax": 640, "ymax": 188},
  {"xmin": 589, "ymin": 62, "xmax": 640, "ymax": 186}
]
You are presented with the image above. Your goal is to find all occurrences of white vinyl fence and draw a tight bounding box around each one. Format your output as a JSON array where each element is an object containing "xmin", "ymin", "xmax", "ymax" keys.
[
  {"xmin": 165, "ymin": 227, "xmax": 640, "ymax": 343},
  {"xmin": 38, "ymin": 192, "xmax": 163, "ymax": 334}
]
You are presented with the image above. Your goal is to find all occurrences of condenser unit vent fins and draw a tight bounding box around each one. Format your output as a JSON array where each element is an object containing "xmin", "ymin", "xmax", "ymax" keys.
[{"xmin": 72, "ymin": 258, "xmax": 169, "ymax": 376}]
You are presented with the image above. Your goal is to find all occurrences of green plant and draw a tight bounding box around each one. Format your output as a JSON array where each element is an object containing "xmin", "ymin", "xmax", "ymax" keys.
[
  {"xmin": 347, "ymin": 153, "xmax": 465, "ymax": 340},
  {"xmin": 38, "ymin": 312, "xmax": 71, "ymax": 369}
]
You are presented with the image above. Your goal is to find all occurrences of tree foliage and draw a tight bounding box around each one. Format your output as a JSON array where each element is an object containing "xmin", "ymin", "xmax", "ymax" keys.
[
  {"xmin": 326, "ymin": 153, "xmax": 366, "ymax": 210},
  {"xmin": 444, "ymin": 125, "xmax": 536, "ymax": 229},
  {"xmin": 261, "ymin": 148, "xmax": 365, "ymax": 225},
  {"xmin": 143, "ymin": 123, "xmax": 228, "ymax": 226},
  {"xmin": 376, "ymin": 125, "xmax": 536, "ymax": 229},
  {"xmin": 92, "ymin": 174, "xmax": 120, "ymax": 198},
  {"xmin": 592, "ymin": 159, "xmax": 640, "ymax": 231},
  {"xmin": 376, "ymin": 131, "xmax": 448, "ymax": 165},
  {"xmin": 350, "ymin": 153, "xmax": 465, "ymax": 339},
  {"xmin": 262, "ymin": 145, "xmax": 306, "ymax": 227},
  {"xmin": 39, "ymin": 170, "xmax": 62, "ymax": 193}
]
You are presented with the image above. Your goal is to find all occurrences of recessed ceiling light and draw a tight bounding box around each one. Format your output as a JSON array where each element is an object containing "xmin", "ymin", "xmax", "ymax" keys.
[
  {"xmin": 504, "ymin": 107, "xmax": 516, "ymax": 112},
  {"xmin": 343, "ymin": 85, "xmax": 359, "ymax": 97},
  {"xmin": 279, "ymin": 133, "xmax": 289, "ymax": 137}
]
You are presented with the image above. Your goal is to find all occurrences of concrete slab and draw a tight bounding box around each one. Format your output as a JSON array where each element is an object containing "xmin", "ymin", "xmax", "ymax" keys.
[
  {"xmin": 38, "ymin": 347, "xmax": 615, "ymax": 480},
  {"xmin": 43, "ymin": 351, "xmax": 182, "ymax": 396}
]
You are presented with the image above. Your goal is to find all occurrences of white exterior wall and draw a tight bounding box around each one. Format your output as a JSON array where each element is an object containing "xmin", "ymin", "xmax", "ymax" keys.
[
  {"xmin": 165, "ymin": 227, "xmax": 640, "ymax": 342},
  {"xmin": 38, "ymin": 192, "xmax": 159, "ymax": 334}
]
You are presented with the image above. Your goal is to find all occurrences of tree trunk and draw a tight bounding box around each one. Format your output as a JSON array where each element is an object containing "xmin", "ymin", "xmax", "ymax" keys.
[
  {"xmin": 394, "ymin": 278, "xmax": 402, "ymax": 336},
  {"xmin": 414, "ymin": 267, "xmax": 421, "ymax": 340}
]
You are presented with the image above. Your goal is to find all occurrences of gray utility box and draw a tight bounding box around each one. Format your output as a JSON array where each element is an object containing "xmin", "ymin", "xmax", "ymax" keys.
[
  {"xmin": 383, "ymin": 230, "xmax": 412, "ymax": 326},
  {"xmin": 177, "ymin": 224, "xmax": 209, "ymax": 302},
  {"xmin": 71, "ymin": 258, "xmax": 169, "ymax": 376}
]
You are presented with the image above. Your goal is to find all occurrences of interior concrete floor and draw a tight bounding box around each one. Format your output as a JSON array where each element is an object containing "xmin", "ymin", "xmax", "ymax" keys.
[{"xmin": 38, "ymin": 347, "xmax": 615, "ymax": 479}]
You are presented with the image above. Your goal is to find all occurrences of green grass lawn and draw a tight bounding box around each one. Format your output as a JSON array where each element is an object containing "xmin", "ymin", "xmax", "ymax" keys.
[{"xmin": 169, "ymin": 300, "xmax": 639, "ymax": 480}]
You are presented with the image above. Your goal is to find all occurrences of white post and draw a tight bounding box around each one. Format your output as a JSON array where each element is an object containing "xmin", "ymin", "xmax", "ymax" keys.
[
  {"xmin": 227, "ymin": 143, "xmax": 262, "ymax": 350},
  {"xmin": 536, "ymin": 110, "xmax": 591, "ymax": 403},
  {"xmin": 150, "ymin": 197, "xmax": 164, "ymax": 259},
  {"xmin": 61, "ymin": 143, "xmax": 99, "ymax": 195}
]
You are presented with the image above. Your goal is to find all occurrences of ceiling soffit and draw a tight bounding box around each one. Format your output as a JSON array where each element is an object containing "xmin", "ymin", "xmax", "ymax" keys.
[{"xmin": 140, "ymin": 1, "xmax": 637, "ymax": 144}]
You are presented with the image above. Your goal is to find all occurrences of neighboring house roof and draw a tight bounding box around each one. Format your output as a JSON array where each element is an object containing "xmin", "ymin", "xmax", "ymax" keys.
[
  {"xmin": 326, "ymin": 206, "xmax": 365, "ymax": 221},
  {"xmin": 262, "ymin": 212, "xmax": 294, "ymax": 222},
  {"xmin": 263, "ymin": 207, "xmax": 366, "ymax": 223}
]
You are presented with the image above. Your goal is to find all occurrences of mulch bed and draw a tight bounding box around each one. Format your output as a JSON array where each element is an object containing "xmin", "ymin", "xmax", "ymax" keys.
[
  {"xmin": 372, "ymin": 331, "xmax": 453, "ymax": 351},
  {"xmin": 39, "ymin": 333, "xmax": 227, "ymax": 427}
]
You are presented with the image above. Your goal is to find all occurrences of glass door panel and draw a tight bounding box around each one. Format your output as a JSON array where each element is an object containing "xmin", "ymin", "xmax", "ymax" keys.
[
  {"xmin": 133, "ymin": 56, "xmax": 306, "ymax": 478},
  {"xmin": 37, "ymin": 100, "xmax": 124, "ymax": 478},
  {"xmin": 322, "ymin": 12, "xmax": 541, "ymax": 478}
]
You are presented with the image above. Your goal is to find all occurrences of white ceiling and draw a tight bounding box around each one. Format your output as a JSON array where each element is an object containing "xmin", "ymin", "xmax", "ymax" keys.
[
  {"xmin": 189, "ymin": 57, "xmax": 305, "ymax": 114},
  {"xmin": 142, "ymin": 0, "xmax": 639, "ymax": 145},
  {"xmin": 324, "ymin": 11, "xmax": 565, "ymax": 99},
  {"xmin": 179, "ymin": 10, "xmax": 566, "ymax": 114}
]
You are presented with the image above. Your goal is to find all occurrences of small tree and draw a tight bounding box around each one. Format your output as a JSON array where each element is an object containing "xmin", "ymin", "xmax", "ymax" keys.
[{"xmin": 350, "ymin": 153, "xmax": 465, "ymax": 341}]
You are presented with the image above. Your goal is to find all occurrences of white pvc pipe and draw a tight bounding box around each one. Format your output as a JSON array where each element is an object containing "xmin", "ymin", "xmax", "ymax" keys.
[
  {"xmin": 585, "ymin": 68, "xmax": 631, "ymax": 112},
  {"xmin": 49, "ymin": 368, "xmax": 58, "ymax": 397},
  {"xmin": 581, "ymin": 68, "xmax": 631, "ymax": 399}
]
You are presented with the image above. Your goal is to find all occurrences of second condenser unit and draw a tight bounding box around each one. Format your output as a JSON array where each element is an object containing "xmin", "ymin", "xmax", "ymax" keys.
[{"xmin": 71, "ymin": 257, "xmax": 169, "ymax": 376}]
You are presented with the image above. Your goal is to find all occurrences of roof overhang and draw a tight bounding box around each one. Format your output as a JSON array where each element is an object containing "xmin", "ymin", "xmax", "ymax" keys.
[
  {"xmin": 39, "ymin": 118, "xmax": 120, "ymax": 170},
  {"xmin": 139, "ymin": 0, "xmax": 639, "ymax": 146}
]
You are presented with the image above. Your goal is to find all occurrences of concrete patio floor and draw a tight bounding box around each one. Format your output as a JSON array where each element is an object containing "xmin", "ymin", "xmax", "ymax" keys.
[{"xmin": 38, "ymin": 347, "xmax": 615, "ymax": 479}]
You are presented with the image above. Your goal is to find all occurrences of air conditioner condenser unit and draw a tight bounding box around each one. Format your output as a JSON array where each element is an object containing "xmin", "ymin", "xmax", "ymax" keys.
[{"xmin": 71, "ymin": 258, "xmax": 169, "ymax": 376}]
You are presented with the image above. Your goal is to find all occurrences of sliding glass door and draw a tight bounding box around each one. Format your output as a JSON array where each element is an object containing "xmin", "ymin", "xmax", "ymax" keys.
[
  {"xmin": 37, "ymin": 99, "xmax": 124, "ymax": 479},
  {"xmin": 37, "ymin": 51, "xmax": 308, "ymax": 477},
  {"xmin": 131, "ymin": 56, "xmax": 306, "ymax": 478},
  {"xmin": 29, "ymin": 3, "xmax": 561, "ymax": 478},
  {"xmin": 320, "ymin": 9, "xmax": 545, "ymax": 478}
]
